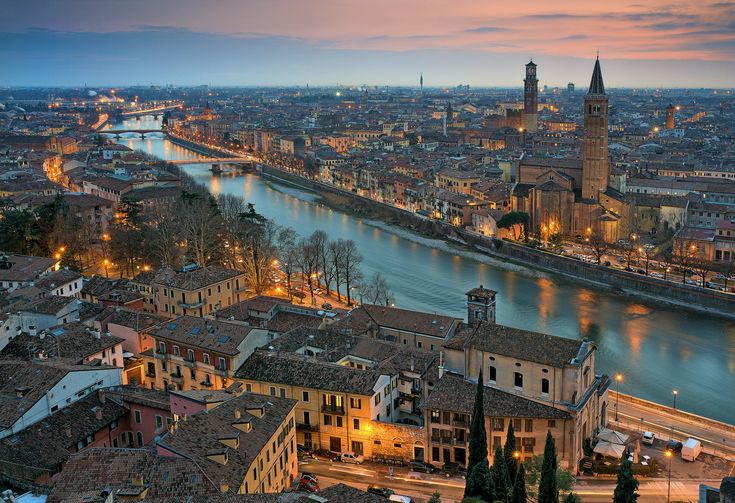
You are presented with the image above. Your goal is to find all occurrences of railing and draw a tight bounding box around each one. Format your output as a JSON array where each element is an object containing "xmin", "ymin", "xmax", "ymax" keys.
[
  {"xmin": 321, "ymin": 405, "xmax": 346, "ymax": 415},
  {"xmin": 296, "ymin": 423, "xmax": 320, "ymax": 432}
]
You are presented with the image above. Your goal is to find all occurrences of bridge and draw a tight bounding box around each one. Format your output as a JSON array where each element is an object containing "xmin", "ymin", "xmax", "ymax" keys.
[
  {"xmin": 120, "ymin": 103, "xmax": 183, "ymax": 118},
  {"xmin": 168, "ymin": 157, "xmax": 256, "ymax": 173},
  {"xmin": 99, "ymin": 129, "xmax": 166, "ymax": 139}
]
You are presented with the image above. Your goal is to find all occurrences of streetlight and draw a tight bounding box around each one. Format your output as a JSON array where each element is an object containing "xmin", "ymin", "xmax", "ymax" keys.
[
  {"xmin": 103, "ymin": 259, "xmax": 110, "ymax": 279},
  {"xmin": 665, "ymin": 449, "xmax": 673, "ymax": 502},
  {"xmin": 615, "ymin": 373, "xmax": 623, "ymax": 421},
  {"xmin": 672, "ymin": 390, "xmax": 678, "ymax": 410}
]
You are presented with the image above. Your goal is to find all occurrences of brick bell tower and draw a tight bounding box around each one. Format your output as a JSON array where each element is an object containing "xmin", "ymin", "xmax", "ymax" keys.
[
  {"xmin": 523, "ymin": 60, "xmax": 539, "ymax": 133},
  {"xmin": 582, "ymin": 56, "xmax": 609, "ymax": 201}
]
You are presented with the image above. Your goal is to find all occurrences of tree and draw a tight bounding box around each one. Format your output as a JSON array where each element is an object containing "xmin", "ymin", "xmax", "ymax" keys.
[
  {"xmin": 691, "ymin": 254, "xmax": 712, "ymax": 288},
  {"xmin": 504, "ymin": 422, "xmax": 518, "ymax": 482},
  {"xmin": 492, "ymin": 445, "xmax": 511, "ymax": 502},
  {"xmin": 360, "ymin": 271, "xmax": 395, "ymax": 306},
  {"xmin": 563, "ymin": 493, "xmax": 582, "ymax": 503},
  {"xmin": 617, "ymin": 239, "xmax": 639, "ymax": 270},
  {"xmin": 497, "ymin": 212, "xmax": 529, "ymax": 241},
  {"xmin": 467, "ymin": 369, "xmax": 488, "ymax": 474},
  {"xmin": 278, "ymin": 227, "xmax": 299, "ymax": 301},
  {"xmin": 296, "ymin": 236, "xmax": 319, "ymax": 304},
  {"xmin": 309, "ymin": 230, "xmax": 334, "ymax": 295},
  {"xmin": 638, "ymin": 245, "xmax": 655, "ymax": 275},
  {"xmin": 657, "ymin": 248, "xmax": 675, "ymax": 281},
  {"xmin": 143, "ymin": 200, "xmax": 181, "ymax": 269},
  {"xmin": 588, "ymin": 232, "xmax": 609, "ymax": 265},
  {"xmin": 672, "ymin": 240, "xmax": 696, "ymax": 284},
  {"xmin": 512, "ymin": 463, "xmax": 528, "ymax": 503},
  {"xmin": 613, "ymin": 459, "xmax": 639, "ymax": 503},
  {"xmin": 538, "ymin": 431, "xmax": 558, "ymax": 503},
  {"xmin": 0, "ymin": 209, "xmax": 45, "ymax": 255},
  {"xmin": 233, "ymin": 207, "xmax": 280, "ymax": 295},
  {"xmin": 465, "ymin": 462, "xmax": 495, "ymax": 503},
  {"xmin": 337, "ymin": 239, "xmax": 362, "ymax": 305},
  {"xmin": 176, "ymin": 191, "xmax": 223, "ymax": 267},
  {"xmin": 428, "ymin": 492, "xmax": 442, "ymax": 503},
  {"xmin": 328, "ymin": 239, "xmax": 345, "ymax": 302},
  {"xmin": 722, "ymin": 260, "xmax": 734, "ymax": 291}
]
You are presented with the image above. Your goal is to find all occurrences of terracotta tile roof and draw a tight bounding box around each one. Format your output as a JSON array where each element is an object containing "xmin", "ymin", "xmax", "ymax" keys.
[
  {"xmin": 149, "ymin": 316, "xmax": 255, "ymax": 356},
  {"xmin": 0, "ymin": 322, "xmax": 123, "ymax": 362},
  {"xmin": 97, "ymin": 307, "xmax": 168, "ymax": 331},
  {"xmin": 360, "ymin": 304, "xmax": 461, "ymax": 339},
  {"xmin": 19, "ymin": 295, "xmax": 78, "ymax": 315},
  {"xmin": 46, "ymin": 448, "xmax": 219, "ymax": 502},
  {"xmin": 235, "ymin": 351, "xmax": 384, "ymax": 396},
  {"xmin": 0, "ymin": 391, "xmax": 127, "ymax": 473},
  {"xmin": 157, "ymin": 393, "xmax": 297, "ymax": 493},
  {"xmin": 153, "ymin": 266, "xmax": 243, "ymax": 291},
  {"xmin": 106, "ymin": 385, "xmax": 171, "ymax": 411},
  {"xmin": 32, "ymin": 268, "xmax": 83, "ymax": 292},
  {"xmin": 425, "ymin": 373, "xmax": 570, "ymax": 419},
  {"xmin": 0, "ymin": 254, "xmax": 57, "ymax": 283},
  {"xmin": 447, "ymin": 321, "xmax": 588, "ymax": 368}
]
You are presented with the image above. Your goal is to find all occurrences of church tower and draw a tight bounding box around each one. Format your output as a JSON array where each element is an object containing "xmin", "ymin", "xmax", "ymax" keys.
[
  {"xmin": 582, "ymin": 57, "xmax": 609, "ymax": 201},
  {"xmin": 523, "ymin": 60, "xmax": 539, "ymax": 133}
]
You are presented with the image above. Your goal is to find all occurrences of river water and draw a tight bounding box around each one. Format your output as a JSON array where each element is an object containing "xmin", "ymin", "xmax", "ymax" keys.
[{"xmin": 106, "ymin": 116, "xmax": 735, "ymax": 423}]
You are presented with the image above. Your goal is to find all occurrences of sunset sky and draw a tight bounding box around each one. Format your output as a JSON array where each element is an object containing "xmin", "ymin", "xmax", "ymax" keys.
[{"xmin": 2, "ymin": 0, "xmax": 734, "ymax": 87}]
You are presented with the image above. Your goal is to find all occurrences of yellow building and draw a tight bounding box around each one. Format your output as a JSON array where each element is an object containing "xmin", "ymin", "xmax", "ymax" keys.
[{"xmin": 435, "ymin": 168, "xmax": 482, "ymax": 195}]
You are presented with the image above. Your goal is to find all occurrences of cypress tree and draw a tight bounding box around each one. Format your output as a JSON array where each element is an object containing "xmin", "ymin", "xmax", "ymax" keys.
[
  {"xmin": 564, "ymin": 493, "xmax": 581, "ymax": 503},
  {"xmin": 538, "ymin": 431, "xmax": 559, "ymax": 503},
  {"xmin": 428, "ymin": 492, "xmax": 442, "ymax": 503},
  {"xmin": 465, "ymin": 460, "xmax": 495, "ymax": 502},
  {"xmin": 504, "ymin": 421, "xmax": 518, "ymax": 482},
  {"xmin": 492, "ymin": 445, "xmax": 511, "ymax": 501},
  {"xmin": 467, "ymin": 369, "xmax": 488, "ymax": 474},
  {"xmin": 512, "ymin": 463, "xmax": 528, "ymax": 503},
  {"xmin": 613, "ymin": 459, "xmax": 639, "ymax": 503}
]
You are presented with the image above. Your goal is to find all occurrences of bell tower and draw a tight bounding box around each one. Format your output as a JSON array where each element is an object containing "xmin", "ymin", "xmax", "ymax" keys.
[
  {"xmin": 466, "ymin": 286, "xmax": 497, "ymax": 326},
  {"xmin": 523, "ymin": 60, "xmax": 539, "ymax": 133},
  {"xmin": 582, "ymin": 57, "xmax": 609, "ymax": 201}
]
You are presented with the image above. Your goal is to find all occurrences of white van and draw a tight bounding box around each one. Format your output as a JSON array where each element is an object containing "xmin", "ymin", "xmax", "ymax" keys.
[
  {"xmin": 388, "ymin": 495, "xmax": 414, "ymax": 503},
  {"xmin": 681, "ymin": 438, "xmax": 702, "ymax": 462}
]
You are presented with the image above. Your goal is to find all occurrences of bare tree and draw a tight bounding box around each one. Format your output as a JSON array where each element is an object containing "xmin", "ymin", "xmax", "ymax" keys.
[
  {"xmin": 657, "ymin": 247, "xmax": 675, "ymax": 281},
  {"xmin": 360, "ymin": 271, "xmax": 395, "ymax": 306},
  {"xmin": 691, "ymin": 255, "xmax": 712, "ymax": 288},
  {"xmin": 329, "ymin": 239, "xmax": 345, "ymax": 302},
  {"xmin": 723, "ymin": 261, "xmax": 735, "ymax": 291},
  {"xmin": 639, "ymin": 245, "xmax": 656, "ymax": 276},
  {"xmin": 177, "ymin": 192, "xmax": 223, "ymax": 267},
  {"xmin": 588, "ymin": 233, "xmax": 609, "ymax": 265},
  {"xmin": 296, "ymin": 237, "xmax": 319, "ymax": 304},
  {"xmin": 617, "ymin": 239, "xmax": 639, "ymax": 270},
  {"xmin": 309, "ymin": 230, "xmax": 335, "ymax": 296},
  {"xmin": 338, "ymin": 239, "xmax": 363, "ymax": 306},
  {"xmin": 143, "ymin": 201, "xmax": 181, "ymax": 268},
  {"xmin": 278, "ymin": 227, "xmax": 299, "ymax": 301},
  {"xmin": 231, "ymin": 205, "xmax": 280, "ymax": 295},
  {"xmin": 672, "ymin": 240, "xmax": 696, "ymax": 284}
]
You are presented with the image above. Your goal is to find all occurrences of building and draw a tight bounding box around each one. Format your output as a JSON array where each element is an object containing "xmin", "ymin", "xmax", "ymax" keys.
[
  {"xmin": 0, "ymin": 254, "xmax": 59, "ymax": 291},
  {"xmin": 431, "ymin": 287, "xmax": 610, "ymax": 469},
  {"xmin": 666, "ymin": 103, "xmax": 676, "ymax": 130},
  {"xmin": 133, "ymin": 265, "xmax": 248, "ymax": 318},
  {"xmin": 435, "ymin": 168, "xmax": 482, "ymax": 195},
  {"xmin": 512, "ymin": 57, "xmax": 631, "ymax": 242},
  {"xmin": 141, "ymin": 316, "xmax": 271, "ymax": 391},
  {"xmin": 156, "ymin": 392, "xmax": 298, "ymax": 494},
  {"xmin": 0, "ymin": 359, "xmax": 122, "ymax": 439},
  {"xmin": 523, "ymin": 60, "xmax": 539, "ymax": 133}
]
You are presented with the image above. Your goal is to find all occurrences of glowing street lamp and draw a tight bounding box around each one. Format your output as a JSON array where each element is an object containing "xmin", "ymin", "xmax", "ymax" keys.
[
  {"xmin": 672, "ymin": 389, "xmax": 678, "ymax": 410},
  {"xmin": 614, "ymin": 373, "xmax": 623, "ymax": 421},
  {"xmin": 665, "ymin": 450, "xmax": 673, "ymax": 501},
  {"xmin": 103, "ymin": 259, "xmax": 110, "ymax": 278}
]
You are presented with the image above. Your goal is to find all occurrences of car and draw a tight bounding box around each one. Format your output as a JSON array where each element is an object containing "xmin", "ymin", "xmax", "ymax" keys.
[
  {"xmin": 407, "ymin": 460, "xmax": 435, "ymax": 473},
  {"xmin": 650, "ymin": 272, "xmax": 664, "ymax": 279},
  {"xmin": 340, "ymin": 451, "xmax": 365, "ymax": 464},
  {"xmin": 388, "ymin": 495, "xmax": 414, "ymax": 503},
  {"xmin": 321, "ymin": 302, "xmax": 333, "ymax": 310},
  {"xmin": 642, "ymin": 431, "xmax": 655, "ymax": 445},
  {"xmin": 666, "ymin": 440, "xmax": 683, "ymax": 453},
  {"xmin": 311, "ymin": 449, "xmax": 340, "ymax": 462},
  {"xmin": 300, "ymin": 473, "xmax": 319, "ymax": 486},
  {"xmin": 603, "ymin": 261, "xmax": 611, "ymax": 267},
  {"xmin": 442, "ymin": 461, "xmax": 464, "ymax": 477},
  {"xmin": 297, "ymin": 478, "xmax": 319, "ymax": 493},
  {"xmin": 297, "ymin": 444, "xmax": 313, "ymax": 457},
  {"xmin": 367, "ymin": 486, "xmax": 395, "ymax": 498}
]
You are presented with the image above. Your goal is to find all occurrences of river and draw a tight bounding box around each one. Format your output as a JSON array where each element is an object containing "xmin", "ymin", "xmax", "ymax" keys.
[{"xmin": 105, "ymin": 116, "xmax": 735, "ymax": 424}]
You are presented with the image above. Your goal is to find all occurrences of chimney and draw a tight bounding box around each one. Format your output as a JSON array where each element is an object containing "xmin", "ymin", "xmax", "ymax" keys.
[
  {"xmin": 438, "ymin": 351, "xmax": 445, "ymax": 379},
  {"xmin": 219, "ymin": 481, "xmax": 229, "ymax": 493},
  {"xmin": 234, "ymin": 408, "xmax": 241, "ymax": 420},
  {"xmin": 94, "ymin": 329, "xmax": 101, "ymax": 339},
  {"xmin": 131, "ymin": 474, "xmax": 144, "ymax": 487},
  {"xmin": 410, "ymin": 357, "xmax": 415, "ymax": 372},
  {"xmin": 95, "ymin": 406, "xmax": 103, "ymax": 420},
  {"xmin": 98, "ymin": 389, "xmax": 106, "ymax": 404}
]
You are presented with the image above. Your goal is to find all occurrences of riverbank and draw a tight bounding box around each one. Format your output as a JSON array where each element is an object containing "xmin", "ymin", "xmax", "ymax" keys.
[{"xmin": 257, "ymin": 163, "xmax": 735, "ymax": 320}]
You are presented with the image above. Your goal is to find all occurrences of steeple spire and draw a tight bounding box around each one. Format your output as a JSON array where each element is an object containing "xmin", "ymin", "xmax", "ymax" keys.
[{"xmin": 588, "ymin": 56, "xmax": 605, "ymax": 95}]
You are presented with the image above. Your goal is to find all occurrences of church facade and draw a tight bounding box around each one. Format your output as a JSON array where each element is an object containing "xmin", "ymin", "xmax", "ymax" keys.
[{"xmin": 512, "ymin": 58, "xmax": 631, "ymax": 242}]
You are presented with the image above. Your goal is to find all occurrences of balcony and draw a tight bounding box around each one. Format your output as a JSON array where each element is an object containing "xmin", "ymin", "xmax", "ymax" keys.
[
  {"xmin": 321, "ymin": 405, "xmax": 345, "ymax": 415},
  {"xmin": 182, "ymin": 358, "xmax": 196, "ymax": 368},
  {"xmin": 214, "ymin": 367, "xmax": 229, "ymax": 377},
  {"xmin": 410, "ymin": 385, "xmax": 422, "ymax": 395},
  {"xmin": 153, "ymin": 351, "xmax": 166, "ymax": 360},
  {"xmin": 145, "ymin": 371, "xmax": 156, "ymax": 378},
  {"xmin": 296, "ymin": 423, "xmax": 320, "ymax": 432},
  {"xmin": 170, "ymin": 373, "xmax": 184, "ymax": 384},
  {"xmin": 453, "ymin": 419, "xmax": 469, "ymax": 428}
]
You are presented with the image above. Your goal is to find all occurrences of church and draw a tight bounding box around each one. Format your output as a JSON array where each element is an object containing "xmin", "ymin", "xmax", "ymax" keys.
[{"xmin": 512, "ymin": 58, "xmax": 631, "ymax": 242}]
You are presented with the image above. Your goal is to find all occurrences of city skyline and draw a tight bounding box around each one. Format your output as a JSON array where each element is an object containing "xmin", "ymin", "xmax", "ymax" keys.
[{"xmin": 2, "ymin": 0, "xmax": 735, "ymax": 88}]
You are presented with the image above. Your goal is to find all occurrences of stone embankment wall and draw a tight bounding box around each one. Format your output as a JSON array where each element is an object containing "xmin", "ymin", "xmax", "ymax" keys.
[{"xmin": 259, "ymin": 164, "xmax": 735, "ymax": 319}]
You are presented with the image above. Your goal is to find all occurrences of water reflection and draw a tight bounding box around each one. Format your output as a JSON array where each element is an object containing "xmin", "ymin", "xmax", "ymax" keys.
[{"xmin": 107, "ymin": 116, "xmax": 735, "ymax": 423}]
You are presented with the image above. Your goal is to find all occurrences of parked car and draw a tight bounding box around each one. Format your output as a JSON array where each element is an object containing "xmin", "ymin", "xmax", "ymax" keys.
[
  {"xmin": 300, "ymin": 473, "xmax": 319, "ymax": 486},
  {"xmin": 650, "ymin": 272, "xmax": 664, "ymax": 279},
  {"xmin": 321, "ymin": 302, "xmax": 333, "ymax": 310},
  {"xmin": 666, "ymin": 440, "xmax": 683, "ymax": 453},
  {"xmin": 297, "ymin": 477, "xmax": 319, "ymax": 493},
  {"xmin": 340, "ymin": 451, "xmax": 365, "ymax": 464},
  {"xmin": 297, "ymin": 444, "xmax": 313, "ymax": 457},
  {"xmin": 641, "ymin": 431, "xmax": 655, "ymax": 445},
  {"xmin": 681, "ymin": 438, "xmax": 702, "ymax": 462},
  {"xmin": 442, "ymin": 461, "xmax": 464, "ymax": 477},
  {"xmin": 367, "ymin": 486, "xmax": 395, "ymax": 498},
  {"xmin": 407, "ymin": 460, "xmax": 435, "ymax": 473},
  {"xmin": 388, "ymin": 495, "xmax": 413, "ymax": 503},
  {"xmin": 311, "ymin": 449, "xmax": 340, "ymax": 462}
]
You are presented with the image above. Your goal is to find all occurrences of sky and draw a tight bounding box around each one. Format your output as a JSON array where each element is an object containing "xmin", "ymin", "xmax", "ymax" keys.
[{"xmin": 2, "ymin": 0, "xmax": 735, "ymax": 88}]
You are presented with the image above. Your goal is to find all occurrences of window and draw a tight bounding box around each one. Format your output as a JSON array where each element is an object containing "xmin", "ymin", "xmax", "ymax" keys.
[
  {"xmin": 525, "ymin": 419, "xmax": 533, "ymax": 433},
  {"xmin": 302, "ymin": 391, "xmax": 310, "ymax": 402},
  {"xmin": 492, "ymin": 418, "xmax": 504, "ymax": 431},
  {"xmin": 374, "ymin": 394, "xmax": 381, "ymax": 405},
  {"xmin": 513, "ymin": 418, "xmax": 522, "ymax": 431},
  {"xmin": 548, "ymin": 420, "xmax": 556, "ymax": 428},
  {"xmin": 431, "ymin": 410, "xmax": 440, "ymax": 423},
  {"xmin": 270, "ymin": 386, "xmax": 276, "ymax": 396},
  {"xmin": 245, "ymin": 383, "xmax": 252, "ymax": 392},
  {"xmin": 350, "ymin": 397, "xmax": 362, "ymax": 409},
  {"xmin": 353, "ymin": 418, "xmax": 360, "ymax": 430},
  {"xmin": 488, "ymin": 365, "xmax": 497, "ymax": 383},
  {"xmin": 541, "ymin": 378, "xmax": 550, "ymax": 395},
  {"xmin": 187, "ymin": 349, "xmax": 195, "ymax": 361},
  {"xmin": 303, "ymin": 411, "xmax": 310, "ymax": 425},
  {"xmin": 134, "ymin": 410, "xmax": 142, "ymax": 424},
  {"xmin": 514, "ymin": 372, "xmax": 523, "ymax": 389},
  {"xmin": 136, "ymin": 431, "xmax": 144, "ymax": 446},
  {"xmin": 336, "ymin": 416, "xmax": 343, "ymax": 428},
  {"xmin": 279, "ymin": 388, "xmax": 286, "ymax": 398},
  {"xmin": 323, "ymin": 415, "xmax": 333, "ymax": 426},
  {"xmin": 383, "ymin": 385, "xmax": 390, "ymax": 397},
  {"xmin": 156, "ymin": 415, "xmax": 163, "ymax": 429},
  {"xmin": 173, "ymin": 345, "xmax": 180, "ymax": 356},
  {"xmin": 158, "ymin": 342, "xmax": 166, "ymax": 354},
  {"xmin": 218, "ymin": 357, "xmax": 226, "ymax": 371}
]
